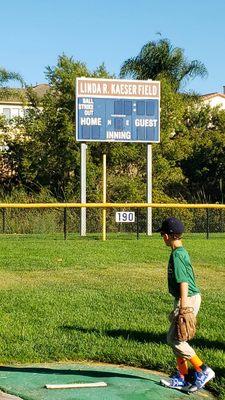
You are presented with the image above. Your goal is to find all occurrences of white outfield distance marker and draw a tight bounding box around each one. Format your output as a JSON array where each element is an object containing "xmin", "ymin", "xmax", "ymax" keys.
[
  {"xmin": 45, "ymin": 382, "xmax": 107, "ymax": 389},
  {"xmin": 115, "ymin": 211, "xmax": 135, "ymax": 223}
]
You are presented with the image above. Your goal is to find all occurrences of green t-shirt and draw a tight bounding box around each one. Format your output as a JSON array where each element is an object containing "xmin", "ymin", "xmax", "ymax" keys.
[{"xmin": 168, "ymin": 246, "xmax": 200, "ymax": 299}]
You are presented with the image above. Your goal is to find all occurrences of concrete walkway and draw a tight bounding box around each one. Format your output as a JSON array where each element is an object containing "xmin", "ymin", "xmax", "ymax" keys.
[{"xmin": 0, "ymin": 392, "xmax": 22, "ymax": 400}]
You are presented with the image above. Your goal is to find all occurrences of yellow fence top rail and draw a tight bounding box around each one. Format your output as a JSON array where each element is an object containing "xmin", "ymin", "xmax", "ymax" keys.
[{"xmin": 0, "ymin": 202, "xmax": 225, "ymax": 209}]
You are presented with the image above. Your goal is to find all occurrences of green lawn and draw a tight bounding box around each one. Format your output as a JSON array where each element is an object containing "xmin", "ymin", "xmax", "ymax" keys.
[{"xmin": 0, "ymin": 233, "xmax": 224, "ymax": 398}]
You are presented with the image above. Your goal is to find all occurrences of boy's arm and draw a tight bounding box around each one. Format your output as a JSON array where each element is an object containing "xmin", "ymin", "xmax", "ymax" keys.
[{"xmin": 179, "ymin": 282, "xmax": 188, "ymax": 308}]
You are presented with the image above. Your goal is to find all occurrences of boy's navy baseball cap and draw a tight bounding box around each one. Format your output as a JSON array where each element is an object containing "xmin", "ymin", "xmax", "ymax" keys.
[{"xmin": 156, "ymin": 217, "xmax": 184, "ymax": 234}]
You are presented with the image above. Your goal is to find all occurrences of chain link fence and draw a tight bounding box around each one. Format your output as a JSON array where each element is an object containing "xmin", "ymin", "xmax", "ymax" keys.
[{"xmin": 1, "ymin": 205, "xmax": 225, "ymax": 239}]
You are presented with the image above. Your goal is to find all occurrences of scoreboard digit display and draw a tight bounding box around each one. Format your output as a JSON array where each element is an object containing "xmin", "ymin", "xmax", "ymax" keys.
[{"xmin": 76, "ymin": 78, "xmax": 160, "ymax": 143}]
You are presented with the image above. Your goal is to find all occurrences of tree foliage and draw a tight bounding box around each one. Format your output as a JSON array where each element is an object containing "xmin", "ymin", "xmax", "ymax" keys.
[
  {"xmin": 120, "ymin": 37, "xmax": 207, "ymax": 91},
  {"xmin": 2, "ymin": 41, "xmax": 225, "ymax": 206},
  {"xmin": 181, "ymin": 104, "xmax": 225, "ymax": 202},
  {"xmin": 0, "ymin": 66, "xmax": 24, "ymax": 100},
  {"xmin": 2, "ymin": 56, "xmax": 115, "ymax": 199}
]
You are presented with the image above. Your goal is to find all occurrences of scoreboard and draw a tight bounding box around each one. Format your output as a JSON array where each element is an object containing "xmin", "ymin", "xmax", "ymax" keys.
[{"xmin": 76, "ymin": 78, "xmax": 160, "ymax": 143}]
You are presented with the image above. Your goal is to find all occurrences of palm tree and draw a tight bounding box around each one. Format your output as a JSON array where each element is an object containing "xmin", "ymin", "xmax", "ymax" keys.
[
  {"xmin": 120, "ymin": 38, "xmax": 207, "ymax": 91},
  {"xmin": 0, "ymin": 67, "xmax": 24, "ymax": 99}
]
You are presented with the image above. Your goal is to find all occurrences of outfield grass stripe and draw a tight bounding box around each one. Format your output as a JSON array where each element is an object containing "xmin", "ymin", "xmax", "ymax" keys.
[{"xmin": 0, "ymin": 234, "xmax": 224, "ymax": 398}]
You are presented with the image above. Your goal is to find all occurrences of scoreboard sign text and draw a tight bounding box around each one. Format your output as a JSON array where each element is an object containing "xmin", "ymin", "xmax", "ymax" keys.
[{"xmin": 76, "ymin": 78, "xmax": 160, "ymax": 143}]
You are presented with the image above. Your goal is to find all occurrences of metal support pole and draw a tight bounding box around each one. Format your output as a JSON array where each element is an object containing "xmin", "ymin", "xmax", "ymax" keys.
[
  {"xmin": 136, "ymin": 208, "xmax": 140, "ymax": 240},
  {"xmin": 147, "ymin": 144, "xmax": 152, "ymax": 235},
  {"xmin": 206, "ymin": 209, "xmax": 209, "ymax": 239},
  {"xmin": 102, "ymin": 154, "xmax": 107, "ymax": 241},
  {"xmin": 2, "ymin": 209, "xmax": 6, "ymax": 234},
  {"xmin": 80, "ymin": 143, "xmax": 87, "ymax": 236},
  {"xmin": 63, "ymin": 208, "xmax": 67, "ymax": 240},
  {"xmin": 219, "ymin": 178, "xmax": 223, "ymax": 233}
]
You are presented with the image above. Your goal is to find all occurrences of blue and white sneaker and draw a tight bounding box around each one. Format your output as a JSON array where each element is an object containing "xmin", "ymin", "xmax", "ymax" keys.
[
  {"xmin": 160, "ymin": 372, "xmax": 191, "ymax": 390},
  {"xmin": 188, "ymin": 366, "xmax": 215, "ymax": 393}
]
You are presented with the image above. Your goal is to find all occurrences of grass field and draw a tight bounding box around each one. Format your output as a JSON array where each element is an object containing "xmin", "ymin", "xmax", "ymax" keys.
[{"xmin": 0, "ymin": 233, "xmax": 224, "ymax": 398}]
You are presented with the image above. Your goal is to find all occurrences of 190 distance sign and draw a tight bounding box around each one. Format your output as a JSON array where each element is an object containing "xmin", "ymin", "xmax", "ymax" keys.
[{"xmin": 115, "ymin": 212, "xmax": 135, "ymax": 223}]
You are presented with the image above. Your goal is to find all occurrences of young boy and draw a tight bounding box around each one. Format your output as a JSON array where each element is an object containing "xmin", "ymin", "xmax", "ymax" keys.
[{"xmin": 158, "ymin": 217, "xmax": 215, "ymax": 392}]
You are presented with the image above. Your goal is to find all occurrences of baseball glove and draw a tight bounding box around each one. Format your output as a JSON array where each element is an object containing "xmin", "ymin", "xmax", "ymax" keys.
[{"xmin": 175, "ymin": 307, "xmax": 196, "ymax": 341}]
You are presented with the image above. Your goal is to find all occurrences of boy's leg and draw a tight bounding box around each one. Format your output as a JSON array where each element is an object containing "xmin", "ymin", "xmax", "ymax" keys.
[
  {"xmin": 167, "ymin": 333, "xmax": 215, "ymax": 391},
  {"xmin": 167, "ymin": 294, "xmax": 215, "ymax": 391},
  {"xmin": 160, "ymin": 325, "xmax": 191, "ymax": 389},
  {"xmin": 177, "ymin": 357, "xmax": 188, "ymax": 377},
  {"xmin": 163, "ymin": 320, "xmax": 195, "ymax": 389},
  {"xmin": 189, "ymin": 355, "xmax": 203, "ymax": 371}
]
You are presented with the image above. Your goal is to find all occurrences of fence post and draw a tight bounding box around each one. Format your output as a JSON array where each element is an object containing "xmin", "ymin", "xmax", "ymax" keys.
[
  {"xmin": 220, "ymin": 209, "xmax": 224, "ymax": 234},
  {"xmin": 136, "ymin": 208, "xmax": 140, "ymax": 240},
  {"xmin": 63, "ymin": 208, "xmax": 67, "ymax": 240},
  {"xmin": 2, "ymin": 209, "xmax": 6, "ymax": 234},
  {"xmin": 206, "ymin": 209, "xmax": 209, "ymax": 239}
]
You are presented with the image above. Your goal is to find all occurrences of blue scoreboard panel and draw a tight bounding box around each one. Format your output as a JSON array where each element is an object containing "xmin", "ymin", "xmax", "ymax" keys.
[{"xmin": 76, "ymin": 78, "xmax": 160, "ymax": 143}]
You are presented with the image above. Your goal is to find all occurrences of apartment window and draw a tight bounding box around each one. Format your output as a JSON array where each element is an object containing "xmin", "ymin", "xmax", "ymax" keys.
[
  {"xmin": 23, "ymin": 109, "xmax": 29, "ymax": 117},
  {"xmin": 2, "ymin": 108, "xmax": 11, "ymax": 119},
  {"xmin": 11, "ymin": 108, "xmax": 19, "ymax": 117}
]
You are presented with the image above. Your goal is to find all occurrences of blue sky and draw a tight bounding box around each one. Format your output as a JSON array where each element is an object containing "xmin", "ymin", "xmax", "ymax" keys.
[{"xmin": 1, "ymin": 0, "xmax": 224, "ymax": 94}]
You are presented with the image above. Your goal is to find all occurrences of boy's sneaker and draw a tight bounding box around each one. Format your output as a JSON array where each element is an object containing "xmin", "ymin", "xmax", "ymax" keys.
[
  {"xmin": 188, "ymin": 366, "xmax": 215, "ymax": 393},
  {"xmin": 160, "ymin": 372, "xmax": 191, "ymax": 390}
]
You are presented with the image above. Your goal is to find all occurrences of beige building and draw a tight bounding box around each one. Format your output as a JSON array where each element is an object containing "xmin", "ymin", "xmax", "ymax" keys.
[
  {"xmin": 0, "ymin": 84, "xmax": 49, "ymax": 120},
  {"xmin": 201, "ymin": 87, "xmax": 225, "ymax": 110}
]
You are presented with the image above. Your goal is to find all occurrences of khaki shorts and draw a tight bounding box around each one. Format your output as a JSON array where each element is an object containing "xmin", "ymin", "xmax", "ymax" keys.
[{"xmin": 167, "ymin": 293, "xmax": 201, "ymax": 359}]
